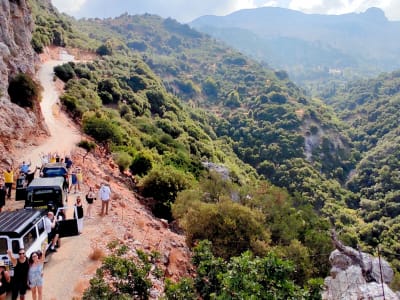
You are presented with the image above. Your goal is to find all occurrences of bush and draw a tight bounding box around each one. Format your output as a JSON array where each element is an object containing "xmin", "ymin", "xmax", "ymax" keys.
[
  {"xmin": 187, "ymin": 241, "xmax": 309, "ymax": 299},
  {"xmin": 141, "ymin": 165, "xmax": 194, "ymax": 220},
  {"xmin": 54, "ymin": 63, "xmax": 75, "ymax": 82},
  {"xmin": 174, "ymin": 199, "xmax": 269, "ymax": 258},
  {"xmin": 96, "ymin": 43, "xmax": 113, "ymax": 56},
  {"xmin": 78, "ymin": 140, "xmax": 96, "ymax": 153},
  {"xmin": 8, "ymin": 73, "xmax": 40, "ymax": 108},
  {"xmin": 83, "ymin": 116, "xmax": 123, "ymax": 144},
  {"xmin": 130, "ymin": 150, "xmax": 154, "ymax": 176},
  {"xmin": 83, "ymin": 253, "xmax": 152, "ymax": 300},
  {"xmin": 164, "ymin": 278, "xmax": 196, "ymax": 300},
  {"xmin": 113, "ymin": 151, "xmax": 132, "ymax": 172}
]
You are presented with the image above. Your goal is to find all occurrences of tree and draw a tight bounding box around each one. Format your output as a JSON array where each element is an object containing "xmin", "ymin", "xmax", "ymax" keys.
[
  {"xmin": 113, "ymin": 151, "xmax": 132, "ymax": 172},
  {"xmin": 83, "ymin": 116, "xmax": 123, "ymax": 145},
  {"xmin": 188, "ymin": 241, "xmax": 309, "ymax": 299},
  {"xmin": 130, "ymin": 150, "xmax": 154, "ymax": 176},
  {"xmin": 96, "ymin": 42, "xmax": 113, "ymax": 56},
  {"xmin": 174, "ymin": 198, "xmax": 270, "ymax": 258},
  {"xmin": 202, "ymin": 77, "xmax": 218, "ymax": 100},
  {"xmin": 54, "ymin": 63, "xmax": 75, "ymax": 82},
  {"xmin": 78, "ymin": 140, "xmax": 96, "ymax": 162},
  {"xmin": 140, "ymin": 165, "xmax": 194, "ymax": 220}
]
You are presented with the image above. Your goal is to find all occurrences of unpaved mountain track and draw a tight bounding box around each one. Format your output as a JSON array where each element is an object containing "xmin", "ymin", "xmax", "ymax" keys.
[
  {"xmin": 9, "ymin": 56, "xmax": 100, "ymax": 300},
  {"xmin": 6, "ymin": 50, "xmax": 192, "ymax": 299}
]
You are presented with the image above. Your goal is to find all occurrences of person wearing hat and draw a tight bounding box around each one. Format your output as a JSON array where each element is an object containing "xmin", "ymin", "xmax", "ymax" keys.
[{"xmin": 0, "ymin": 260, "xmax": 11, "ymax": 300}]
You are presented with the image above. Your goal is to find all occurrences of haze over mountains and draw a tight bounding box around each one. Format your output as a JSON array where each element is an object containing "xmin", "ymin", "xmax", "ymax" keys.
[{"xmin": 190, "ymin": 7, "xmax": 400, "ymax": 90}]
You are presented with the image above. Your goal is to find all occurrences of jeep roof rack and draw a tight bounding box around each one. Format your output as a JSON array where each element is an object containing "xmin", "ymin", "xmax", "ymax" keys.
[{"xmin": 0, "ymin": 209, "xmax": 46, "ymax": 238}]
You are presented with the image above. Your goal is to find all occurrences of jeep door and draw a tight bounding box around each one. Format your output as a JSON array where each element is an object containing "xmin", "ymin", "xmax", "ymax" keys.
[{"xmin": 55, "ymin": 206, "xmax": 79, "ymax": 237}]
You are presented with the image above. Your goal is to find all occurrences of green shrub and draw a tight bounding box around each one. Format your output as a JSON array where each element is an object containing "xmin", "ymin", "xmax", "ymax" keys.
[
  {"xmin": 8, "ymin": 73, "xmax": 40, "ymax": 108},
  {"xmin": 84, "ymin": 254, "xmax": 151, "ymax": 300},
  {"xmin": 96, "ymin": 43, "xmax": 113, "ymax": 56},
  {"xmin": 83, "ymin": 116, "xmax": 123, "ymax": 144},
  {"xmin": 113, "ymin": 151, "xmax": 132, "ymax": 172},
  {"xmin": 78, "ymin": 140, "xmax": 96, "ymax": 152},
  {"xmin": 188, "ymin": 241, "xmax": 309, "ymax": 299},
  {"xmin": 141, "ymin": 165, "xmax": 194, "ymax": 220},
  {"xmin": 130, "ymin": 150, "xmax": 154, "ymax": 176},
  {"xmin": 164, "ymin": 278, "xmax": 196, "ymax": 300},
  {"xmin": 54, "ymin": 63, "xmax": 75, "ymax": 82},
  {"xmin": 82, "ymin": 270, "xmax": 113, "ymax": 300},
  {"xmin": 175, "ymin": 199, "xmax": 270, "ymax": 259}
]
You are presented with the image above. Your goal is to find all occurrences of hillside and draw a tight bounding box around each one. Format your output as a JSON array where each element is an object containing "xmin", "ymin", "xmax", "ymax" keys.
[
  {"xmin": 29, "ymin": 2, "xmax": 346, "ymax": 294},
  {"xmin": 3, "ymin": 0, "xmax": 400, "ymax": 297},
  {"xmin": 321, "ymin": 71, "xmax": 400, "ymax": 271},
  {"xmin": 73, "ymin": 14, "xmax": 356, "ymax": 193},
  {"xmin": 190, "ymin": 7, "xmax": 400, "ymax": 92}
]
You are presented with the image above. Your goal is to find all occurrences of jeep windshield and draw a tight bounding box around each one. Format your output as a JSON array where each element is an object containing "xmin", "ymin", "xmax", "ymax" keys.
[
  {"xmin": 42, "ymin": 168, "xmax": 67, "ymax": 177},
  {"xmin": 28, "ymin": 188, "xmax": 62, "ymax": 206}
]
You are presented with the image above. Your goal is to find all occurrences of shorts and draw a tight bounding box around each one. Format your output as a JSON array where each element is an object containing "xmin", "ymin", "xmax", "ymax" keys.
[
  {"xmin": 29, "ymin": 276, "xmax": 43, "ymax": 287},
  {"xmin": 48, "ymin": 231, "xmax": 57, "ymax": 243},
  {"xmin": 12, "ymin": 281, "xmax": 28, "ymax": 297}
]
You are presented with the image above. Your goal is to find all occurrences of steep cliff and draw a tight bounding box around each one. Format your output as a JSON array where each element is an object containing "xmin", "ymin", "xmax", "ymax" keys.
[{"xmin": 0, "ymin": 0, "xmax": 47, "ymax": 166}]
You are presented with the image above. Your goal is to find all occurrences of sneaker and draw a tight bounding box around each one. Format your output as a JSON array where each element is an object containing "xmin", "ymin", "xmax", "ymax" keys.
[{"xmin": 50, "ymin": 248, "xmax": 57, "ymax": 252}]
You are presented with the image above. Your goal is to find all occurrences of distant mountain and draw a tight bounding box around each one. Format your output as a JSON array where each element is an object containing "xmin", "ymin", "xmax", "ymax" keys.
[{"xmin": 190, "ymin": 7, "xmax": 400, "ymax": 91}]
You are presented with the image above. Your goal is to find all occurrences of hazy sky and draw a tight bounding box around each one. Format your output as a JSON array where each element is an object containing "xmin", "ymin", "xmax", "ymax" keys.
[{"xmin": 52, "ymin": 0, "xmax": 400, "ymax": 23}]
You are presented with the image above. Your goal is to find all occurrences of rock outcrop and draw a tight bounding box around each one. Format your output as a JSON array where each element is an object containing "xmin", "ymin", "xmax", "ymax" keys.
[
  {"xmin": 0, "ymin": 0, "xmax": 47, "ymax": 166},
  {"xmin": 322, "ymin": 230, "xmax": 399, "ymax": 300}
]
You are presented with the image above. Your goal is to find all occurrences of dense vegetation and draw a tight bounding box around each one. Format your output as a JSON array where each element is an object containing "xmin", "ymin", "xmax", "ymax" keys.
[
  {"xmin": 73, "ymin": 14, "xmax": 358, "ymax": 210},
  {"xmin": 321, "ymin": 71, "xmax": 400, "ymax": 272},
  {"xmin": 29, "ymin": 0, "xmax": 400, "ymax": 296}
]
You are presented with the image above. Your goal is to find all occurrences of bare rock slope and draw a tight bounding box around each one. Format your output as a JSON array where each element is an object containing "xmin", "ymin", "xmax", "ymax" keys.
[{"xmin": 0, "ymin": 0, "xmax": 47, "ymax": 165}]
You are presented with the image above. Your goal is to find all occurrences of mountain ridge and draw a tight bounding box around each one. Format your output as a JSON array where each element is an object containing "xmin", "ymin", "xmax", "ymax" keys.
[{"xmin": 190, "ymin": 6, "xmax": 400, "ymax": 90}]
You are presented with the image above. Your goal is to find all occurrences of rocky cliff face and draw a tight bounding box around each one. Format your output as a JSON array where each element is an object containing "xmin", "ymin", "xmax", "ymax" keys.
[
  {"xmin": 0, "ymin": 0, "xmax": 47, "ymax": 166},
  {"xmin": 323, "ymin": 231, "xmax": 400, "ymax": 299}
]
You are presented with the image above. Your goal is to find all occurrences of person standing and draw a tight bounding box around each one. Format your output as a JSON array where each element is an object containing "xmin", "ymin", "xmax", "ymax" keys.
[
  {"xmin": 70, "ymin": 170, "xmax": 77, "ymax": 193},
  {"xmin": 99, "ymin": 183, "xmax": 111, "ymax": 216},
  {"xmin": 28, "ymin": 251, "xmax": 45, "ymax": 300},
  {"xmin": 19, "ymin": 161, "xmax": 31, "ymax": 175},
  {"xmin": 75, "ymin": 196, "xmax": 84, "ymax": 233},
  {"xmin": 3, "ymin": 166, "xmax": 14, "ymax": 199},
  {"xmin": 7, "ymin": 248, "xmax": 29, "ymax": 300},
  {"xmin": 65, "ymin": 156, "xmax": 73, "ymax": 170},
  {"xmin": 0, "ymin": 183, "xmax": 6, "ymax": 213},
  {"xmin": 76, "ymin": 167, "xmax": 83, "ymax": 193},
  {"xmin": 0, "ymin": 260, "xmax": 11, "ymax": 300},
  {"xmin": 85, "ymin": 186, "xmax": 96, "ymax": 218},
  {"xmin": 44, "ymin": 212, "xmax": 59, "ymax": 252}
]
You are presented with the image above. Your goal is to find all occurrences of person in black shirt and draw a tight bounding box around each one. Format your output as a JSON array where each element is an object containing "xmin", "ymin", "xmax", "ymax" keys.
[
  {"xmin": 7, "ymin": 249, "xmax": 29, "ymax": 300},
  {"xmin": 75, "ymin": 196, "xmax": 84, "ymax": 234},
  {"xmin": 0, "ymin": 183, "xmax": 6, "ymax": 213}
]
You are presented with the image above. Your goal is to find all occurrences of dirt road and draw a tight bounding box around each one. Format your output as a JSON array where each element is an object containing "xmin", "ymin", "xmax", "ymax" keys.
[
  {"xmin": 13, "ymin": 56, "xmax": 100, "ymax": 300},
  {"xmin": 7, "ymin": 50, "xmax": 192, "ymax": 300},
  {"xmin": 21, "ymin": 58, "xmax": 82, "ymax": 168}
]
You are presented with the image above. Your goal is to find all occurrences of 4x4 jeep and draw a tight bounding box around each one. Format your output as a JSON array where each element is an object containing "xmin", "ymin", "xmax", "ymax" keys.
[
  {"xmin": 40, "ymin": 163, "xmax": 69, "ymax": 189},
  {"xmin": 23, "ymin": 177, "xmax": 68, "ymax": 210}
]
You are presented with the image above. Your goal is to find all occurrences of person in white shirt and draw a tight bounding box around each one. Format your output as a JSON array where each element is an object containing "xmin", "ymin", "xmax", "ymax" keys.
[
  {"xmin": 44, "ymin": 211, "xmax": 59, "ymax": 252},
  {"xmin": 99, "ymin": 183, "xmax": 111, "ymax": 216}
]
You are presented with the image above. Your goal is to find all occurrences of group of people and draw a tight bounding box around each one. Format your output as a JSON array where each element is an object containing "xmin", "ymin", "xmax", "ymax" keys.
[
  {"xmin": 0, "ymin": 161, "xmax": 35, "ymax": 212},
  {"xmin": 0, "ymin": 248, "xmax": 45, "ymax": 300},
  {"xmin": 0, "ymin": 151, "xmax": 115, "ymax": 299},
  {"xmin": 40, "ymin": 152, "xmax": 72, "ymax": 168}
]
